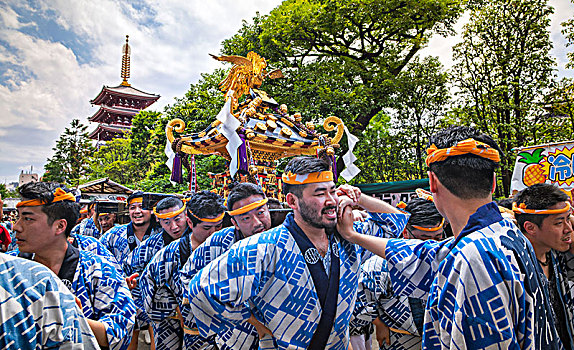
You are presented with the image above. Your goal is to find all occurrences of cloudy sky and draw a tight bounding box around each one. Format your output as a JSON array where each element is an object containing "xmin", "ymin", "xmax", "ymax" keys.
[{"xmin": 0, "ymin": 0, "xmax": 573, "ymax": 185}]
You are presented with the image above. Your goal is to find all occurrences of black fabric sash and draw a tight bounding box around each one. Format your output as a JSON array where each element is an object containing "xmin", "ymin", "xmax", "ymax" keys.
[
  {"xmin": 179, "ymin": 228, "xmax": 193, "ymax": 267},
  {"xmin": 127, "ymin": 222, "xmax": 153, "ymax": 252},
  {"xmin": 162, "ymin": 229, "xmax": 175, "ymax": 246},
  {"xmin": 19, "ymin": 242, "xmax": 79, "ymax": 291},
  {"xmin": 283, "ymin": 213, "xmax": 340, "ymax": 349}
]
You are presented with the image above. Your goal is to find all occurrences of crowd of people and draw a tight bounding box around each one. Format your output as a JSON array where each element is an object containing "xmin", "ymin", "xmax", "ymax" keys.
[{"xmin": 0, "ymin": 125, "xmax": 573, "ymax": 349}]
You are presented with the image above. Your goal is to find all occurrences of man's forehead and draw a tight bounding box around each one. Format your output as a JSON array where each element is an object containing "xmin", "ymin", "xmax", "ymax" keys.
[
  {"xmin": 158, "ymin": 205, "xmax": 182, "ymax": 214},
  {"xmin": 303, "ymin": 182, "xmax": 336, "ymax": 192},
  {"xmin": 232, "ymin": 194, "xmax": 266, "ymax": 211},
  {"xmin": 17, "ymin": 206, "xmax": 42, "ymax": 215}
]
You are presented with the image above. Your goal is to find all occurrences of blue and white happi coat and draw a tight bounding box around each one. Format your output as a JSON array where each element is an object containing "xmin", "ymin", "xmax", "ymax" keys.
[
  {"xmin": 548, "ymin": 251, "xmax": 574, "ymax": 349},
  {"xmin": 181, "ymin": 226, "xmax": 259, "ymax": 350},
  {"xmin": 385, "ymin": 202, "xmax": 562, "ymax": 349},
  {"xmin": 70, "ymin": 232, "xmax": 122, "ymax": 273},
  {"xmin": 8, "ymin": 245, "xmax": 137, "ymax": 350},
  {"xmin": 71, "ymin": 217, "xmax": 101, "ymax": 238},
  {"xmin": 187, "ymin": 212, "xmax": 409, "ymax": 350},
  {"xmin": 140, "ymin": 233, "xmax": 216, "ymax": 350},
  {"xmin": 124, "ymin": 229, "xmax": 179, "ymax": 326},
  {"xmin": 0, "ymin": 253, "xmax": 99, "ymax": 349},
  {"xmin": 70, "ymin": 247, "xmax": 137, "ymax": 350},
  {"xmin": 351, "ymin": 255, "xmax": 423, "ymax": 350},
  {"xmin": 99, "ymin": 222, "xmax": 157, "ymax": 266}
]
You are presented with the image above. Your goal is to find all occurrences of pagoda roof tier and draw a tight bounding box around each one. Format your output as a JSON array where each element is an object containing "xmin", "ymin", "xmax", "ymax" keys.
[
  {"xmin": 88, "ymin": 123, "xmax": 131, "ymax": 141},
  {"xmin": 90, "ymin": 84, "xmax": 160, "ymax": 108},
  {"xmin": 89, "ymin": 105, "xmax": 140, "ymax": 124}
]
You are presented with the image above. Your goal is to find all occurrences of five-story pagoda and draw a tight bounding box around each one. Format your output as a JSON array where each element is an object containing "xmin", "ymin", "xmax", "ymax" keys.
[{"xmin": 88, "ymin": 35, "xmax": 160, "ymax": 141}]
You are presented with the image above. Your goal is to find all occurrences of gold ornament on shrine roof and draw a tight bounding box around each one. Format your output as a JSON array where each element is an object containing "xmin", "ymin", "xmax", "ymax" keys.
[{"xmin": 165, "ymin": 51, "xmax": 348, "ymax": 198}]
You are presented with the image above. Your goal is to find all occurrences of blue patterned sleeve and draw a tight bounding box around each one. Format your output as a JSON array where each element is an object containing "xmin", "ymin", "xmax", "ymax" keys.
[
  {"xmin": 384, "ymin": 238, "xmax": 444, "ymax": 299},
  {"xmin": 353, "ymin": 212, "xmax": 410, "ymax": 263},
  {"xmin": 180, "ymin": 235, "xmax": 228, "ymax": 300},
  {"xmin": 355, "ymin": 212, "xmax": 410, "ymax": 239},
  {"xmin": 91, "ymin": 261, "xmax": 137, "ymax": 350},
  {"xmin": 350, "ymin": 256, "xmax": 392, "ymax": 332},
  {"xmin": 139, "ymin": 246, "xmax": 180, "ymax": 322},
  {"xmin": 188, "ymin": 241, "xmax": 260, "ymax": 337},
  {"xmin": 0, "ymin": 255, "xmax": 99, "ymax": 349}
]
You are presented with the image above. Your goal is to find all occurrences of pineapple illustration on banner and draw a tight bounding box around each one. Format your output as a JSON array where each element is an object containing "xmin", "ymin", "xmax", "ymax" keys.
[
  {"xmin": 518, "ymin": 148, "xmax": 546, "ymax": 186},
  {"xmin": 510, "ymin": 142, "xmax": 574, "ymax": 198}
]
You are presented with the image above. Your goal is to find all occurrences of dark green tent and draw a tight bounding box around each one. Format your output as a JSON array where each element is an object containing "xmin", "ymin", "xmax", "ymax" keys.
[{"xmin": 355, "ymin": 178, "xmax": 429, "ymax": 195}]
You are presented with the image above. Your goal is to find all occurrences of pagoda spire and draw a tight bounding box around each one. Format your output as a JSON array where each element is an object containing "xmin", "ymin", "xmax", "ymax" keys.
[{"xmin": 120, "ymin": 35, "xmax": 131, "ymax": 86}]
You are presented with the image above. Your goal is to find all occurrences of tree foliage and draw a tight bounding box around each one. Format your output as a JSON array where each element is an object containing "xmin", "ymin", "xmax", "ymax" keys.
[
  {"xmin": 222, "ymin": 0, "xmax": 463, "ymax": 135},
  {"xmin": 562, "ymin": 2, "xmax": 574, "ymax": 68},
  {"xmin": 452, "ymin": 0, "xmax": 555, "ymax": 196},
  {"xmin": 86, "ymin": 132, "xmax": 140, "ymax": 186},
  {"xmin": 44, "ymin": 119, "xmax": 94, "ymax": 187},
  {"xmin": 391, "ymin": 56, "xmax": 450, "ymax": 178}
]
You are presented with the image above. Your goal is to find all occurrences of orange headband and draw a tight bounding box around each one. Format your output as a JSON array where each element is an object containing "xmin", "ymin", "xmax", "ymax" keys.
[
  {"xmin": 190, "ymin": 211, "xmax": 225, "ymax": 223},
  {"xmin": 397, "ymin": 201, "xmax": 407, "ymax": 209},
  {"xmin": 17, "ymin": 188, "xmax": 76, "ymax": 208},
  {"xmin": 228, "ymin": 198, "xmax": 268, "ymax": 216},
  {"xmin": 426, "ymin": 139, "xmax": 500, "ymax": 166},
  {"xmin": 411, "ymin": 218, "xmax": 445, "ymax": 232},
  {"xmin": 512, "ymin": 202, "xmax": 571, "ymax": 215},
  {"xmin": 154, "ymin": 204, "xmax": 186, "ymax": 219},
  {"xmin": 282, "ymin": 171, "xmax": 334, "ymax": 185},
  {"xmin": 128, "ymin": 197, "xmax": 143, "ymax": 205},
  {"xmin": 80, "ymin": 208, "xmax": 88, "ymax": 214},
  {"xmin": 416, "ymin": 188, "xmax": 434, "ymax": 202}
]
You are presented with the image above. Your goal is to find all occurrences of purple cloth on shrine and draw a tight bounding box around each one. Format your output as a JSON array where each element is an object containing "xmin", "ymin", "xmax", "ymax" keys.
[
  {"xmin": 332, "ymin": 155, "xmax": 338, "ymax": 182},
  {"xmin": 238, "ymin": 133, "xmax": 249, "ymax": 174},
  {"xmin": 171, "ymin": 154, "xmax": 184, "ymax": 183}
]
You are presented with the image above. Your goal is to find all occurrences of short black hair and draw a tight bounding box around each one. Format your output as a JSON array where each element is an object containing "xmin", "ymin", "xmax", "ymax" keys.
[
  {"xmin": 282, "ymin": 157, "xmax": 331, "ymax": 198},
  {"xmin": 515, "ymin": 183, "xmax": 570, "ymax": 231},
  {"xmin": 17, "ymin": 182, "xmax": 79, "ymax": 237},
  {"xmin": 227, "ymin": 182, "xmax": 265, "ymax": 211},
  {"xmin": 156, "ymin": 196, "xmax": 184, "ymax": 212},
  {"xmin": 404, "ymin": 198, "xmax": 443, "ymax": 227},
  {"xmin": 428, "ymin": 126, "xmax": 502, "ymax": 199},
  {"xmin": 497, "ymin": 198, "xmax": 514, "ymax": 210},
  {"xmin": 186, "ymin": 190, "xmax": 226, "ymax": 226},
  {"xmin": 127, "ymin": 191, "xmax": 144, "ymax": 205}
]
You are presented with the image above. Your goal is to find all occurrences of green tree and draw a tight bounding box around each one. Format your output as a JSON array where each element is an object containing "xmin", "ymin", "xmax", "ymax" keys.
[
  {"xmin": 562, "ymin": 3, "xmax": 574, "ymax": 68},
  {"xmin": 392, "ymin": 56, "xmax": 450, "ymax": 178},
  {"xmin": 130, "ymin": 111, "xmax": 163, "ymax": 174},
  {"xmin": 86, "ymin": 132, "xmax": 141, "ymax": 187},
  {"xmin": 351, "ymin": 112, "xmax": 420, "ymax": 183},
  {"xmin": 44, "ymin": 119, "xmax": 94, "ymax": 187},
  {"xmin": 452, "ymin": 0, "xmax": 555, "ymax": 196},
  {"xmin": 221, "ymin": 0, "xmax": 464, "ymax": 135},
  {"xmin": 0, "ymin": 184, "xmax": 17, "ymax": 200}
]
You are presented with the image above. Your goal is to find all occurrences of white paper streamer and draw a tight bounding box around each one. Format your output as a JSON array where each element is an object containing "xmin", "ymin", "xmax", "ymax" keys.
[
  {"xmin": 340, "ymin": 125, "xmax": 361, "ymax": 181},
  {"xmin": 216, "ymin": 96, "xmax": 242, "ymax": 177},
  {"xmin": 165, "ymin": 139, "xmax": 175, "ymax": 172}
]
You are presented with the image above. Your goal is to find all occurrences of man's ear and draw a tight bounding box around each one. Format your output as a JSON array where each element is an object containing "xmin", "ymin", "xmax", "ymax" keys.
[
  {"xmin": 522, "ymin": 221, "xmax": 539, "ymax": 236},
  {"xmin": 428, "ymin": 171, "xmax": 438, "ymax": 194},
  {"xmin": 53, "ymin": 219, "xmax": 68, "ymax": 236},
  {"xmin": 230, "ymin": 217, "xmax": 240, "ymax": 231},
  {"xmin": 492, "ymin": 172, "xmax": 497, "ymax": 194},
  {"xmin": 285, "ymin": 193, "xmax": 298, "ymax": 210},
  {"xmin": 186, "ymin": 215, "xmax": 194, "ymax": 229}
]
